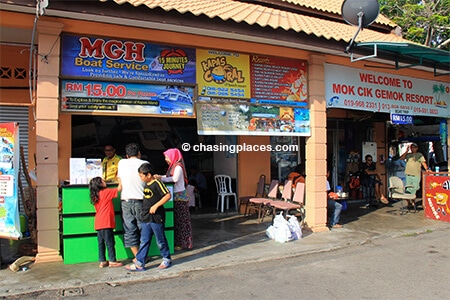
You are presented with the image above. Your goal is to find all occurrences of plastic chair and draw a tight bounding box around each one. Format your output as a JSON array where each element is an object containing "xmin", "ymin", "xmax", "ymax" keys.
[
  {"xmin": 388, "ymin": 176, "xmax": 417, "ymax": 214},
  {"xmin": 239, "ymin": 174, "xmax": 266, "ymax": 216},
  {"xmin": 214, "ymin": 175, "xmax": 237, "ymax": 213}
]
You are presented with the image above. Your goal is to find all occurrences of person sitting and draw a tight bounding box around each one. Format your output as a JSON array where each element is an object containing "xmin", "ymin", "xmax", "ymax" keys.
[
  {"xmin": 188, "ymin": 166, "xmax": 207, "ymax": 209},
  {"xmin": 360, "ymin": 155, "xmax": 389, "ymax": 205},
  {"xmin": 287, "ymin": 164, "xmax": 305, "ymax": 186},
  {"xmin": 326, "ymin": 170, "xmax": 343, "ymax": 229}
]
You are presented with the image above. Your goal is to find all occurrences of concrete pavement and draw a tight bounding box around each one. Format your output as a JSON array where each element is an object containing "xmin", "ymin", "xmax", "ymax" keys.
[{"xmin": 1, "ymin": 200, "xmax": 449, "ymax": 297}]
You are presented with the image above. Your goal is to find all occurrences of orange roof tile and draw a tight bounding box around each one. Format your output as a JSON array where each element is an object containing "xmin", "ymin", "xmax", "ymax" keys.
[
  {"xmin": 282, "ymin": 0, "xmax": 396, "ymax": 26},
  {"xmin": 112, "ymin": 0, "xmax": 406, "ymax": 44}
]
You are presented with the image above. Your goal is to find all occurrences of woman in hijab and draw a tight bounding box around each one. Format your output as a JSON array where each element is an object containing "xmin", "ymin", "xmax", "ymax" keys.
[{"xmin": 156, "ymin": 148, "xmax": 193, "ymax": 250}]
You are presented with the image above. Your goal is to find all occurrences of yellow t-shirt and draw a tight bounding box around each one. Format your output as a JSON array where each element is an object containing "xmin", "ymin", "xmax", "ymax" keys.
[
  {"xmin": 102, "ymin": 154, "xmax": 122, "ymax": 181},
  {"xmin": 404, "ymin": 153, "xmax": 425, "ymax": 177}
]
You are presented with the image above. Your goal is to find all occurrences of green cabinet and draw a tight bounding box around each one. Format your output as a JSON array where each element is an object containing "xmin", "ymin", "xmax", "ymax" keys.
[{"xmin": 61, "ymin": 184, "xmax": 174, "ymax": 264}]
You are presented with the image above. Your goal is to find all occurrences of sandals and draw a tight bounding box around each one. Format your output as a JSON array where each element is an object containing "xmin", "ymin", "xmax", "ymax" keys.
[
  {"xmin": 125, "ymin": 263, "xmax": 146, "ymax": 272},
  {"xmin": 99, "ymin": 261, "xmax": 123, "ymax": 268},
  {"xmin": 380, "ymin": 196, "xmax": 389, "ymax": 204},
  {"xmin": 109, "ymin": 261, "xmax": 123, "ymax": 267},
  {"xmin": 158, "ymin": 261, "xmax": 172, "ymax": 269},
  {"xmin": 332, "ymin": 224, "xmax": 343, "ymax": 228}
]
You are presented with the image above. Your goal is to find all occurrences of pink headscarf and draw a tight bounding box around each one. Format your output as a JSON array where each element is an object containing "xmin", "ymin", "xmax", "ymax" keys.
[{"xmin": 164, "ymin": 148, "xmax": 188, "ymax": 184}]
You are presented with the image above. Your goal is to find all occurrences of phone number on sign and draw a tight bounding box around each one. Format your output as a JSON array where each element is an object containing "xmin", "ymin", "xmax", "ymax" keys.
[{"xmin": 343, "ymin": 99, "xmax": 378, "ymax": 110}]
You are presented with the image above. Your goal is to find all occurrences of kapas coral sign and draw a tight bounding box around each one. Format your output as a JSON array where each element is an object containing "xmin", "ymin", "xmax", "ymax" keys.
[{"xmin": 324, "ymin": 64, "xmax": 449, "ymax": 118}]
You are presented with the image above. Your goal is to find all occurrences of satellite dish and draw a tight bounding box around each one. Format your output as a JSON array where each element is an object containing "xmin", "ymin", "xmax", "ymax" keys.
[
  {"xmin": 341, "ymin": 0, "xmax": 380, "ymax": 53},
  {"xmin": 342, "ymin": 0, "xmax": 380, "ymax": 27}
]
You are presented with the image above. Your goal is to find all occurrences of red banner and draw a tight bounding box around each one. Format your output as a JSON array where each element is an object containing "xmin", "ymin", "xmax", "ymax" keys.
[{"xmin": 423, "ymin": 173, "xmax": 450, "ymax": 222}]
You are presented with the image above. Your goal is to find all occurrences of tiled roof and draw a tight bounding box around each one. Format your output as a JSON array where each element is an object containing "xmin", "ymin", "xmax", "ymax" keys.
[
  {"xmin": 282, "ymin": 0, "xmax": 396, "ymax": 26},
  {"xmin": 112, "ymin": 0, "xmax": 406, "ymax": 44}
]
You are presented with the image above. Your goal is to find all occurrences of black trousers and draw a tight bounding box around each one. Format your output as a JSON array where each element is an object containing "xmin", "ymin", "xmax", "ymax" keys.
[{"xmin": 97, "ymin": 228, "xmax": 116, "ymax": 262}]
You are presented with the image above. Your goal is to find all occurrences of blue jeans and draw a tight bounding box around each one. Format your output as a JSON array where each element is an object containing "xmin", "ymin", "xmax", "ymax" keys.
[
  {"xmin": 327, "ymin": 199, "xmax": 342, "ymax": 226},
  {"xmin": 121, "ymin": 200, "xmax": 143, "ymax": 248},
  {"xmin": 135, "ymin": 221, "xmax": 171, "ymax": 267},
  {"xmin": 97, "ymin": 228, "xmax": 116, "ymax": 262}
]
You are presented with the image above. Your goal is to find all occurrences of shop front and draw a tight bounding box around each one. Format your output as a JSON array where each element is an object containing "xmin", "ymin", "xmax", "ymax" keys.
[
  {"xmin": 324, "ymin": 64, "xmax": 449, "ymax": 201},
  {"xmin": 47, "ymin": 28, "xmax": 313, "ymax": 262},
  {"xmin": 1, "ymin": 1, "xmax": 449, "ymax": 264}
]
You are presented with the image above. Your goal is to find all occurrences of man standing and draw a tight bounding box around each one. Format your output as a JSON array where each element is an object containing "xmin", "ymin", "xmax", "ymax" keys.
[
  {"xmin": 102, "ymin": 144, "xmax": 121, "ymax": 182},
  {"xmin": 117, "ymin": 143, "xmax": 148, "ymax": 257},
  {"xmin": 399, "ymin": 143, "xmax": 431, "ymax": 196}
]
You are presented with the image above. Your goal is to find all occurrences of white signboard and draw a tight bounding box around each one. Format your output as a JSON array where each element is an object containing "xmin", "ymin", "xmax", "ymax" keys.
[
  {"xmin": 325, "ymin": 64, "xmax": 449, "ymax": 118},
  {"xmin": 70, "ymin": 158, "xmax": 87, "ymax": 184}
]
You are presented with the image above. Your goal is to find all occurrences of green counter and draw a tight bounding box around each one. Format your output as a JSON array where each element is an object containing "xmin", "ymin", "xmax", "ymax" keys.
[{"xmin": 61, "ymin": 184, "xmax": 174, "ymax": 264}]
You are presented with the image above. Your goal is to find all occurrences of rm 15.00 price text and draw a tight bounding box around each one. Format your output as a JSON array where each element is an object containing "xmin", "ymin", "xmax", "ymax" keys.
[{"xmin": 64, "ymin": 82, "xmax": 127, "ymax": 98}]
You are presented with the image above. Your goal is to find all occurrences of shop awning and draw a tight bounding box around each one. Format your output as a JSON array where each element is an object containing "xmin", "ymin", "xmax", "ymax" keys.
[{"xmin": 351, "ymin": 42, "xmax": 450, "ymax": 77}]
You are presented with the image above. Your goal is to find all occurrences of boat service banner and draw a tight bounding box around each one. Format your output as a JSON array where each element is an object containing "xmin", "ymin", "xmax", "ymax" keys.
[
  {"xmin": 60, "ymin": 79, "xmax": 195, "ymax": 116},
  {"xmin": 61, "ymin": 35, "xmax": 196, "ymax": 84}
]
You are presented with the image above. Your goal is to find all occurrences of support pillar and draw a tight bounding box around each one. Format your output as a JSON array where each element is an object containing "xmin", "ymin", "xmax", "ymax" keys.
[
  {"xmin": 304, "ymin": 54, "xmax": 328, "ymax": 232},
  {"xmin": 35, "ymin": 20, "xmax": 64, "ymax": 262}
]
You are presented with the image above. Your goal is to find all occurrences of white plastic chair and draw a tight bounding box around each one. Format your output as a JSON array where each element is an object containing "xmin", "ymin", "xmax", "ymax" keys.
[
  {"xmin": 214, "ymin": 175, "xmax": 237, "ymax": 212},
  {"xmin": 388, "ymin": 176, "xmax": 417, "ymax": 214}
]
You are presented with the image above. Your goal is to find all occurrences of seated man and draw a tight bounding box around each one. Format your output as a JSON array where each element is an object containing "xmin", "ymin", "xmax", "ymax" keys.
[
  {"xmin": 360, "ymin": 155, "xmax": 389, "ymax": 205},
  {"xmin": 188, "ymin": 166, "xmax": 207, "ymax": 209},
  {"xmin": 326, "ymin": 170, "xmax": 343, "ymax": 228},
  {"xmin": 287, "ymin": 164, "xmax": 305, "ymax": 186}
]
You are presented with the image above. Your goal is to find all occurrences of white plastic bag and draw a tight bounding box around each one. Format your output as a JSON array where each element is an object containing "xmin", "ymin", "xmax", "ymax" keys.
[
  {"xmin": 266, "ymin": 225, "xmax": 275, "ymax": 240},
  {"xmin": 287, "ymin": 215, "xmax": 302, "ymax": 240},
  {"xmin": 271, "ymin": 212, "xmax": 293, "ymax": 243}
]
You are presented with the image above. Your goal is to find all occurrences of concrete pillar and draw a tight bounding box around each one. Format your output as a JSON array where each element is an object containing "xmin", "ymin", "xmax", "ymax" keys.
[
  {"xmin": 304, "ymin": 54, "xmax": 328, "ymax": 232},
  {"xmin": 35, "ymin": 20, "xmax": 64, "ymax": 262}
]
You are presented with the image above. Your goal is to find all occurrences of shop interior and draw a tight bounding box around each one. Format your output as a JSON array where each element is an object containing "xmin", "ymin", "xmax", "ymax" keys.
[
  {"xmin": 327, "ymin": 111, "xmax": 447, "ymax": 199},
  {"xmin": 72, "ymin": 115, "xmax": 305, "ymax": 212},
  {"xmin": 73, "ymin": 111, "xmax": 446, "ymax": 210}
]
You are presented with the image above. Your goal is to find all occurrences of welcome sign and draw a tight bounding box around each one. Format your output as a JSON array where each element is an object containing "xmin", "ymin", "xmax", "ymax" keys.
[{"xmin": 325, "ymin": 64, "xmax": 449, "ymax": 118}]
